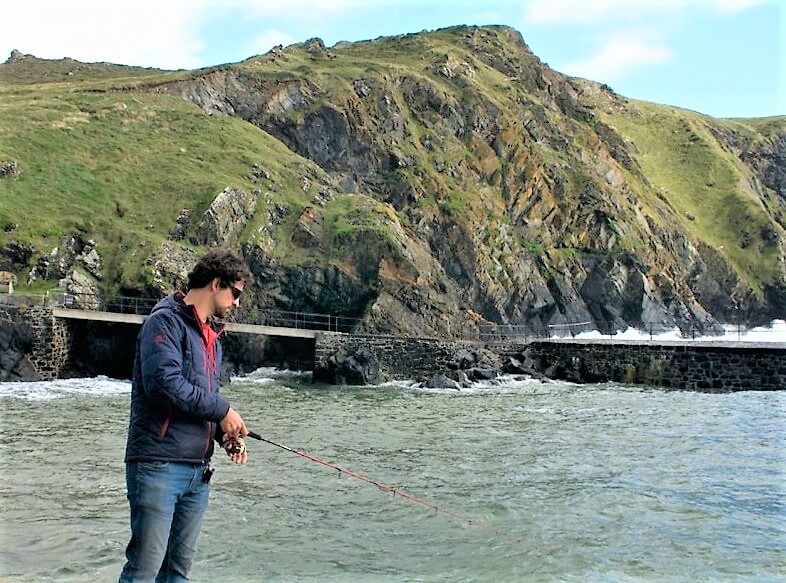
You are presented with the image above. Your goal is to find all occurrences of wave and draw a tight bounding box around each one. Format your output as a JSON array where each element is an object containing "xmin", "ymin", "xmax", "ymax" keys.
[
  {"xmin": 232, "ymin": 366, "xmax": 312, "ymax": 385},
  {"xmin": 0, "ymin": 376, "xmax": 131, "ymax": 401},
  {"xmin": 574, "ymin": 319, "xmax": 786, "ymax": 343}
]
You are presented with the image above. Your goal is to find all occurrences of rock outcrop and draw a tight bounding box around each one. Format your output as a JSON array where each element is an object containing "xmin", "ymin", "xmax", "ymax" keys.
[{"xmin": 2, "ymin": 26, "xmax": 784, "ymax": 339}]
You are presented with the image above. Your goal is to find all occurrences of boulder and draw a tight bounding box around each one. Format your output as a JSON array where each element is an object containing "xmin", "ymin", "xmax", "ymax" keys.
[
  {"xmin": 423, "ymin": 373, "xmax": 461, "ymax": 390},
  {"xmin": 452, "ymin": 348, "xmax": 478, "ymax": 370},
  {"xmin": 314, "ymin": 347, "xmax": 380, "ymax": 385},
  {"xmin": 467, "ymin": 367, "xmax": 498, "ymax": 381},
  {"xmin": 59, "ymin": 269, "xmax": 101, "ymax": 310},
  {"xmin": 291, "ymin": 206, "xmax": 323, "ymax": 248},
  {"xmin": 1, "ymin": 240, "xmax": 34, "ymax": 270},
  {"xmin": 191, "ymin": 187, "xmax": 258, "ymax": 246}
]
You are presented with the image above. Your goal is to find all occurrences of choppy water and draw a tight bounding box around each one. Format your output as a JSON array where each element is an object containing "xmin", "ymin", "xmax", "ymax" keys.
[{"xmin": 0, "ymin": 372, "xmax": 784, "ymax": 582}]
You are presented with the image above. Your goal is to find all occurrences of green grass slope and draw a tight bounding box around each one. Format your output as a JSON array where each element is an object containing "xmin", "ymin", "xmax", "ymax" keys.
[{"xmin": 602, "ymin": 102, "xmax": 785, "ymax": 290}]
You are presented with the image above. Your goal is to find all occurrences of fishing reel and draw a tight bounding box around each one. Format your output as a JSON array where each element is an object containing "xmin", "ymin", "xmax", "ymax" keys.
[{"xmin": 223, "ymin": 436, "xmax": 247, "ymax": 456}]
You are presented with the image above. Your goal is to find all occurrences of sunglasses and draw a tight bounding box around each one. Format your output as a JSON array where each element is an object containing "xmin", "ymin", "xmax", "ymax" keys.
[{"xmin": 228, "ymin": 284, "xmax": 243, "ymax": 300}]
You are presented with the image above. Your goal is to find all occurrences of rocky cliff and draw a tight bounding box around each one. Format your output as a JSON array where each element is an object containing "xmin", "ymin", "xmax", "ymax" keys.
[{"xmin": 1, "ymin": 26, "xmax": 784, "ymax": 337}]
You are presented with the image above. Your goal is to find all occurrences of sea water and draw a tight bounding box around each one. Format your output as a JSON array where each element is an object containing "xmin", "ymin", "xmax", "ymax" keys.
[{"xmin": 0, "ymin": 372, "xmax": 784, "ymax": 582}]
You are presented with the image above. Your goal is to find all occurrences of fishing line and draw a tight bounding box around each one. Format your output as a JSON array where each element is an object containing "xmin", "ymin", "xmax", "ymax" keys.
[{"xmin": 244, "ymin": 430, "xmax": 523, "ymax": 547}]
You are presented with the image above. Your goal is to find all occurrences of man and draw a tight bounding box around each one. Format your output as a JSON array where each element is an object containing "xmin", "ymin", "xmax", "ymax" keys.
[{"xmin": 119, "ymin": 248, "xmax": 252, "ymax": 582}]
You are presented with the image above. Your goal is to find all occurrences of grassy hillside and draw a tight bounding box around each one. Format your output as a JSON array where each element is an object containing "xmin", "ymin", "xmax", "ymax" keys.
[
  {"xmin": 0, "ymin": 71, "xmax": 355, "ymax": 290},
  {"xmin": 602, "ymin": 102, "xmax": 785, "ymax": 288},
  {"xmin": 0, "ymin": 27, "xmax": 783, "ymax": 327}
]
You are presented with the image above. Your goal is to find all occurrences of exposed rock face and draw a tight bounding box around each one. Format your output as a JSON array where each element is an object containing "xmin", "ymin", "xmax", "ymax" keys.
[
  {"xmin": 77, "ymin": 240, "xmax": 102, "ymax": 279},
  {"xmin": 143, "ymin": 242, "xmax": 198, "ymax": 293},
  {"xmin": 0, "ymin": 310, "xmax": 38, "ymax": 381},
  {"xmin": 139, "ymin": 26, "xmax": 784, "ymax": 334},
  {"xmin": 60, "ymin": 269, "xmax": 101, "ymax": 309},
  {"xmin": 291, "ymin": 206, "xmax": 323, "ymax": 248},
  {"xmin": 4, "ymin": 26, "xmax": 783, "ymax": 341},
  {"xmin": 169, "ymin": 209, "xmax": 192, "ymax": 241},
  {"xmin": 1, "ymin": 240, "xmax": 34, "ymax": 270},
  {"xmin": 314, "ymin": 346, "xmax": 380, "ymax": 385},
  {"xmin": 0, "ymin": 160, "xmax": 19, "ymax": 179},
  {"xmin": 191, "ymin": 187, "xmax": 259, "ymax": 246}
]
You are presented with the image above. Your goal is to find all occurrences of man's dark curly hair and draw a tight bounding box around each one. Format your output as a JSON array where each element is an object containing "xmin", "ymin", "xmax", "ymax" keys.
[{"xmin": 186, "ymin": 248, "xmax": 252, "ymax": 291}]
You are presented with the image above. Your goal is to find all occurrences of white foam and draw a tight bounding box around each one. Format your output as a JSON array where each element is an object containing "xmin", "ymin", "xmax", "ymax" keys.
[
  {"xmin": 233, "ymin": 366, "xmax": 312, "ymax": 385},
  {"xmin": 0, "ymin": 376, "xmax": 131, "ymax": 401},
  {"xmin": 574, "ymin": 319, "xmax": 786, "ymax": 343},
  {"xmin": 389, "ymin": 373, "xmax": 551, "ymax": 395}
]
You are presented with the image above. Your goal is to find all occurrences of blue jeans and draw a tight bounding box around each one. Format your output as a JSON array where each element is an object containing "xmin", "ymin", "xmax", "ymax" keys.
[{"xmin": 119, "ymin": 461, "xmax": 210, "ymax": 583}]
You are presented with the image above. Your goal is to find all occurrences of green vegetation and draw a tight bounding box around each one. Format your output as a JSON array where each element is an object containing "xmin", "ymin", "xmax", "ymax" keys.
[
  {"xmin": 602, "ymin": 101, "xmax": 783, "ymax": 291},
  {"xmin": 0, "ymin": 25, "xmax": 783, "ymax": 306},
  {"xmin": 324, "ymin": 195, "xmax": 399, "ymax": 250},
  {"xmin": 0, "ymin": 71, "xmax": 330, "ymax": 285}
]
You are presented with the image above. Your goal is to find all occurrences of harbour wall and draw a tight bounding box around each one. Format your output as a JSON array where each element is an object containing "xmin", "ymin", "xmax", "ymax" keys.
[{"xmin": 1, "ymin": 303, "xmax": 784, "ymax": 391}]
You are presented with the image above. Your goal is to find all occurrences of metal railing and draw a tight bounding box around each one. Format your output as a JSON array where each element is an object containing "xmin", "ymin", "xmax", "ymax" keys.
[
  {"xmin": 47, "ymin": 291, "xmax": 362, "ymax": 333},
  {"xmin": 12, "ymin": 290, "xmax": 784, "ymax": 342},
  {"xmin": 478, "ymin": 320, "xmax": 782, "ymax": 342},
  {"xmin": 244, "ymin": 309, "xmax": 362, "ymax": 333}
]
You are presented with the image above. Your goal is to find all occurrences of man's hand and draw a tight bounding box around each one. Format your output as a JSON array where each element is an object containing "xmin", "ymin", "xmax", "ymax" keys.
[
  {"xmin": 220, "ymin": 406, "xmax": 248, "ymax": 438},
  {"xmin": 223, "ymin": 435, "xmax": 248, "ymax": 465}
]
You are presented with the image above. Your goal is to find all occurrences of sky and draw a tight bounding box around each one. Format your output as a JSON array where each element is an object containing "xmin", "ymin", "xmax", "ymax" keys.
[{"xmin": 2, "ymin": 0, "xmax": 783, "ymax": 118}]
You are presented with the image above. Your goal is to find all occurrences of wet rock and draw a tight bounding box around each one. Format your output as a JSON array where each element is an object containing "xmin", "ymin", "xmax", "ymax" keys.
[
  {"xmin": 423, "ymin": 373, "xmax": 461, "ymax": 390},
  {"xmin": 467, "ymin": 367, "xmax": 497, "ymax": 381},
  {"xmin": 0, "ymin": 315, "xmax": 39, "ymax": 381},
  {"xmin": 315, "ymin": 347, "xmax": 380, "ymax": 385},
  {"xmin": 451, "ymin": 348, "xmax": 477, "ymax": 370}
]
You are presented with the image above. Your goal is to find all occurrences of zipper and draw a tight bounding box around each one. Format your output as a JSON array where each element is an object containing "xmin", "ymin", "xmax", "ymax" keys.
[{"xmin": 203, "ymin": 337, "xmax": 216, "ymax": 458}]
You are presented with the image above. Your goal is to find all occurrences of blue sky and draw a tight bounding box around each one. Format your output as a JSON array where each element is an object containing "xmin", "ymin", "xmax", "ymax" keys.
[{"xmin": 3, "ymin": 0, "xmax": 783, "ymax": 118}]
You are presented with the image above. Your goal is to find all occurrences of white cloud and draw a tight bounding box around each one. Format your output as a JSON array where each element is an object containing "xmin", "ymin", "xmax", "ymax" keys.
[
  {"xmin": 209, "ymin": 0, "xmax": 365, "ymax": 17},
  {"xmin": 2, "ymin": 0, "xmax": 212, "ymax": 69},
  {"xmin": 560, "ymin": 31, "xmax": 672, "ymax": 82},
  {"xmin": 713, "ymin": 0, "xmax": 771, "ymax": 12},
  {"xmin": 247, "ymin": 30, "xmax": 299, "ymax": 56},
  {"xmin": 0, "ymin": 0, "xmax": 374, "ymax": 69},
  {"xmin": 523, "ymin": 0, "xmax": 772, "ymax": 25}
]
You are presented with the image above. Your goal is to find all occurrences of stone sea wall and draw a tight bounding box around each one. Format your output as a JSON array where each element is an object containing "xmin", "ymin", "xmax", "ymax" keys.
[
  {"xmin": 521, "ymin": 339, "xmax": 786, "ymax": 391},
  {"xmin": 314, "ymin": 332, "xmax": 488, "ymax": 383},
  {"xmin": 315, "ymin": 333, "xmax": 786, "ymax": 391},
  {"xmin": 2, "ymin": 308, "xmax": 785, "ymax": 391},
  {"xmin": 0, "ymin": 302, "xmax": 71, "ymax": 381}
]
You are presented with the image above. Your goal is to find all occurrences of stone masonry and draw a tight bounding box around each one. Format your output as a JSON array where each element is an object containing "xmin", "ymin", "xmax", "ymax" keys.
[
  {"xmin": 316, "ymin": 333, "xmax": 785, "ymax": 391},
  {"xmin": 315, "ymin": 332, "xmax": 486, "ymax": 381},
  {"xmin": 520, "ymin": 339, "xmax": 786, "ymax": 391},
  {"xmin": 28, "ymin": 305, "xmax": 72, "ymax": 380},
  {"xmin": 0, "ymin": 303, "xmax": 71, "ymax": 380}
]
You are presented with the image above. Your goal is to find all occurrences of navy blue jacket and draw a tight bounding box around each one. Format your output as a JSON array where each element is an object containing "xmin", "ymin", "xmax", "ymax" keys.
[{"xmin": 124, "ymin": 293, "xmax": 230, "ymax": 464}]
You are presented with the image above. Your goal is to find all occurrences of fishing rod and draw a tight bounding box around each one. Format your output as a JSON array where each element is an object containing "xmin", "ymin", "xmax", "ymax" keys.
[{"xmin": 239, "ymin": 430, "xmax": 522, "ymax": 546}]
